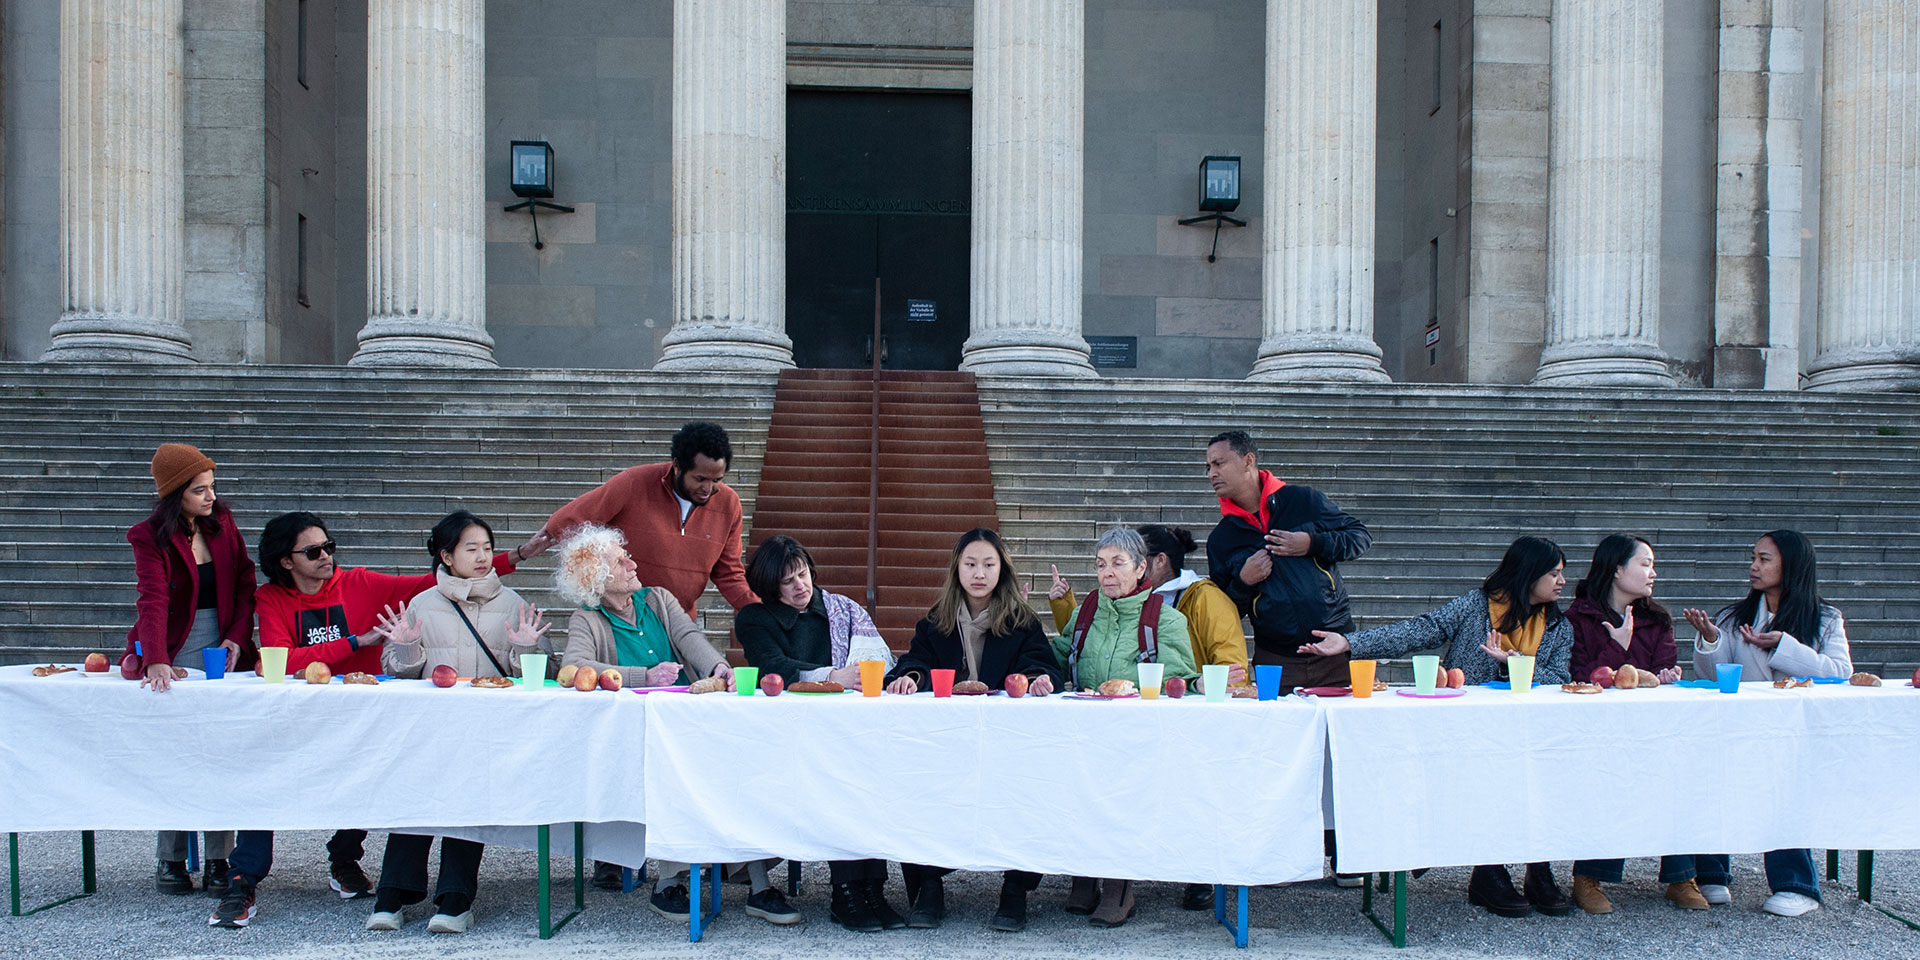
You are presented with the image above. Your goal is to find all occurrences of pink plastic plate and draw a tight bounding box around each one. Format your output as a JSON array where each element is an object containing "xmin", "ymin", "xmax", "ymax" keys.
[
  {"xmin": 1395, "ymin": 688, "xmax": 1466, "ymax": 699},
  {"xmin": 630, "ymin": 685, "xmax": 691, "ymax": 695}
]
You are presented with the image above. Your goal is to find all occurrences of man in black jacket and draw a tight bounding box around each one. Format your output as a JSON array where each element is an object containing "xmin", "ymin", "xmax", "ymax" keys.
[{"xmin": 1205, "ymin": 430, "xmax": 1371, "ymax": 691}]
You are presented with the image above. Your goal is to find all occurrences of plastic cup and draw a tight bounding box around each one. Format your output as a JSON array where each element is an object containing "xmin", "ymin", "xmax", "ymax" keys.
[
  {"xmin": 258, "ymin": 646, "xmax": 288, "ymax": 683},
  {"xmin": 1717, "ymin": 662, "xmax": 1743, "ymax": 693},
  {"xmin": 1412, "ymin": 654, "xmax": 1441, "ymax": 695},
  {"xmin": 1349, "ymin": 659, "xmax": 1377, "ymax": 698},
  {"xmin": 1202, "ymin": 664, "xmax": 1229, "ymax": 702},
  {"xmin": 1508, "ymin": 654, "xmax": 1535, "ymax": 692},
  {"xmin": 734, "ymin": 666, "xmax": 759, "ymax": 695},
  {"xmin": 200, "ymin": 646, "xmax": 227, "ymax": 680},
  {"xmin": 1137, "ymin": 662, "xmax": 1164, "ymax": 699},
  {"xmin": 859, "ymin": 659, "xmax": 885, "ymax": 696},
  {"xmin": 519, "ymin": 653, "xmax": 548, "ymax": 688},
  {"xmin": 1255, "ymin": 664, "xmax": 1284, "ymax": 701},
  {"xmin": 930, "ymin": 668, "xmax": 955, "ymax": 697}
]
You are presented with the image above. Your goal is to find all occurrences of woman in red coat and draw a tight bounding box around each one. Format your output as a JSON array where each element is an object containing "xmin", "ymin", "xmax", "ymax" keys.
[{"xmin": 124, "ymin": 443, "xmax": 256, "ymax": 896}]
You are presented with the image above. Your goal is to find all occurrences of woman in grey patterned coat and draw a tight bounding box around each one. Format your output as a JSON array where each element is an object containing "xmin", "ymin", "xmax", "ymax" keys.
[{"xmin": 1296, "ymin": 535, "xmax": 1574, "ymax": 919}]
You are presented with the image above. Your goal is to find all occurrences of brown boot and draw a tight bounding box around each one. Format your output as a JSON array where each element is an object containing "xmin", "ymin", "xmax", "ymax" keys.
[
  {"xmin": 1087, "ymin": 879, "xmax": 1135, "ymax": 928},
  {"xmin": 1571, "ymin": 876, "xmax": 1614, "ymax": 914},
  {"xmin": 1665, "ymin": 879, "xmax": 1709, "ymax": 910},
  {"xmin": 1064, "ymin": 876, "xmax": 1100, "ymax": 915}
]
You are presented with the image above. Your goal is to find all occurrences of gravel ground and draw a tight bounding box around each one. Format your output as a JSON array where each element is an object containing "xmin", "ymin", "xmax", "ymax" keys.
[{"xmin": 2, "ymin": 831, "xmax": 1914, "ymax": 959}]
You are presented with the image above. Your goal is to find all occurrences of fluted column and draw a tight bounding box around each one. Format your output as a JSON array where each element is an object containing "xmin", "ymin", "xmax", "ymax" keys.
[
  {"xmin": 1807, "ymin": 0, "xmax": 1920, "ymax": 392},
  {"xmin": 656, "ymin": 0, "xmax": 792, "ymax": 371},
  {"xmin": 1533, "ymin": 0, "xmax": 1673, "ymax": 386},
  {"xmin": 350, "ymin": 0, "xmax": 495, "ymax": 367},
  {"xmin": 1248, "ymin": 0, "xmax": 1387, "ymax": 382},
  {"xmin": 960, "ymin": 0, "xmax": 1095, "ymax": 377},
  {"xmin": 43, "ymin": 0, "xmax": 192, "ymax": 362}
]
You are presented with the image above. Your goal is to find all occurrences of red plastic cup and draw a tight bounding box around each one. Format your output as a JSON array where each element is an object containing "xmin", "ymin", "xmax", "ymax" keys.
[{"xmin": 931, "ymin": 668, "xmax": 955, "ymax": 697}]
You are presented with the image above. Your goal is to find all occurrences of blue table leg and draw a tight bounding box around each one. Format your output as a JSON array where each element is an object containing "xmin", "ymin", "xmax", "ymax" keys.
[
  {"xmin": 186, "ymin": 831, "xmax": 199, "ymax": 874},
  {"xmin": 689, "ymin": 863, "xmax": 722, "ymax": 941},
  {"xmin": 1210, "ymin": 884, "xmax": 1249, "ymax": 947},
  {"xmin": 621, "ymin": 867, "xmax": 634, "ymax": 894}
]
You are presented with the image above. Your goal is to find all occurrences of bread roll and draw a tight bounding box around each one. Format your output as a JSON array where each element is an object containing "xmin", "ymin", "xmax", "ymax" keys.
[
  {"xmin": 1849, "ymin": 672, "xmax": 1882, "ymax": 687},
  {"xmin": 1096, "ymin": 678, "xmax": 1138, "ymax": 697},
  {"xmin": 788, "ymin": 680, "xmax": 844, "ymax": 693},
  {"xmin": 688, "ymin": 676, "xmax": 730, "ymax": 694},
  {"xmin": 952, "ymin": 680, "xmax": 990, "ymax": 695}
]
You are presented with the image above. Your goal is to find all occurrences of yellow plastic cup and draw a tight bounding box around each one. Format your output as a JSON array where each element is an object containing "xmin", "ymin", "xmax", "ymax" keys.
[
  {"xmin": 1137, "ymin": 662, "xmax": 1164, "ymax": 699},
  {"xmin": 258, "ymin": 646, "xmax": 289, "ymax": 684},
  {"xmin": 1349, "ymin": 659, "xmax": 1377, "ymax": 698},
  {"xmin": 1508, "ymin": 654, "xmax": 1535, "ymax": 692},
  {"xmin": 859, "ymin": 659, "xmax": 885, "ymax": 696}
]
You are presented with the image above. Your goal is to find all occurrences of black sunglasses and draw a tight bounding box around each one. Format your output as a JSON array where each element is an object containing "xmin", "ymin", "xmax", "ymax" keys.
[{"xmin": 297, "ymin": 540, "xmax": 338, "ymax": 561}]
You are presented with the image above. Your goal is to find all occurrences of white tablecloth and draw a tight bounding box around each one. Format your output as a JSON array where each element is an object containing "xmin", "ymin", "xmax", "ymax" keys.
[
  {"xmin": 641, "ymin": 691, "xmax": 1329, "ymax": 885},
  {"xmin": 1322, "ymin": 683, "xmax": 1920, "ymax": 873},
  {"xmin": 0, "ymin": 671, "xmax": 648, "ymax": 833}
]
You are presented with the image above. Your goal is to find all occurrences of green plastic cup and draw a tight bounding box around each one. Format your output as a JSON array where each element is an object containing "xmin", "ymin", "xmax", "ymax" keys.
[
  {"xmin": 734, "ymin": 666, "xmax": 759, "ymax": 695},
  {"xmin": 1202, "ymin": 664, "xmax": 1229, "ymax": 702},
  {"xmin": 1412, "ymin": 655, "xmax": 1440, "ymax": 694}
]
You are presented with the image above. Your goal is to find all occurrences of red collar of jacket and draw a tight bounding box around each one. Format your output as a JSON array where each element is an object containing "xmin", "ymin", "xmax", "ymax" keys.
[{"xmin": 1218, "ymin": 470, "xmax": 1286, "ymax": 530}]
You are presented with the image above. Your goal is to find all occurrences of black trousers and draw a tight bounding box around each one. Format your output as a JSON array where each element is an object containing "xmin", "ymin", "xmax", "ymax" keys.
[
  {"xmin": 376, "ymin": 834, "xmax": 485, "ymax": 903},
  {"xmin": 901, "ymin": 862, "xmax": 1041, "ymax": 891},
  {"xmin": 1253, "ymin": 626, "xmax": 1354, "ymax": 693},
  {"xmin": 828, "ymin": 859, "xmax": 890, "ymax": 884}
]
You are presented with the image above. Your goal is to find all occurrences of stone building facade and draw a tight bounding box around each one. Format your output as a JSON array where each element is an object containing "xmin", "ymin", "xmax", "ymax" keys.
[{"xmin": 0, "ymin": 0, "xmax": 1913, "ymax": 389}]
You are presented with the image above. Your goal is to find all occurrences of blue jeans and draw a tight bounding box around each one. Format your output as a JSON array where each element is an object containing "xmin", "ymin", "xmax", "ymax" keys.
[
  {"xmin": 228, "ymin": 829, "xmax": 368, "ymax": 886},
  {"xmin": 1694, "ymin": 849, "xmax": 1820, "ymax": 900},
  {"xmin": 1573, "ymin": 855, "xmax": 1698, "ymax": 884}
]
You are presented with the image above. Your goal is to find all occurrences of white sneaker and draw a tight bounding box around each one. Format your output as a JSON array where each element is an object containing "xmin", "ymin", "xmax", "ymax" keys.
[
  {"xmin": 1697, "ymin": 883, "xmax": 1732, "ymax": 905},
  {"xmin": 1333, "ymin": 873, "xmax": 1365, "ymax": 888},
  {"xmin": 427, "ymin": 910, "xmax": 473, "ymax": 934},
  {"xmin": 365, "ymin": 909, "xmax": 404, "ymax": 931},
  {"xmin": 1762, "ymin": 891, "xmax": 1820, "ymax": 917}
]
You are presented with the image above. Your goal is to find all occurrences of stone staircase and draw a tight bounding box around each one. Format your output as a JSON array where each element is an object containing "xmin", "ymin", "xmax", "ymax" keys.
[{"xmin": 977, "ymin": 379, "xmax": 1920, "ymax": 679}]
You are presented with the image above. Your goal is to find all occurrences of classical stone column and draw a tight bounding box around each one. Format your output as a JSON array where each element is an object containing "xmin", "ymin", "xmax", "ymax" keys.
[
  {"xmin": 959, "ymin": 0, "xmax": 1095, "ymax": 377},
  {"xmin": 655, "ymin": 0, "xmax": 793, "ymax": 371},
  {"xmin": 1248, "ymin": 0, "xmax": 1388, "ymax": 382},
  {"xmin": 43, "ymin": 0, "xmax": 193, "ymax": 362},
  {"xmin": 1533, "ymin": 0, "xmax": 1673, "ymax": 386},
  {"xmin": 350, "ymin": 0, "xmax": 495, "ymax": 367},
  {"xmin": 1806, "ymin": 0, "xmax": 1920, "ymax": 392}
]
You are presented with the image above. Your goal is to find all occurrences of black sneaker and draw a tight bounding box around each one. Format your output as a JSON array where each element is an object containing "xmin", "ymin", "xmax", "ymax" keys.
[
  {"xmin": 203, "ymin": 859, "xmax": 230, "ymax": 896},
  {"xmin": 156, "ymin": 860, "xmax": 194, "ymax": 895},
  {"xmin": 592, "ymin": 861, "xmax": 625, "ymax": 891},
  {"xmin": 1181, "ymin": 882, "xmax": 1214, "ymax": 910},
  {"xmin": 329, "ymin": 860, "xmax": 373, "ymax": 899},
  {"xmin": 744, "ymin": 886, "xmax": 804, "ymax": 925},
  {"xmin": 209, "ymin": 885, "xmax": 258, "ymax": 928},
  {"xmin": 649, "ymin": 884, "xmax": 691, "ymax": 921}
]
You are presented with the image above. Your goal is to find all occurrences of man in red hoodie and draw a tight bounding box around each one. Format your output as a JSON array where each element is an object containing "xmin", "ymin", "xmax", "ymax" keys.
[{"xmin": 210, "ymin": 511, "xmax": 547, "ymax": 929}]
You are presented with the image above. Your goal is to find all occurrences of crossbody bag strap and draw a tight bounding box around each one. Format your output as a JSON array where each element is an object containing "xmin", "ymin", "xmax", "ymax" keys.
[{"xmin": 451, "ymin": 604, "xmax": 512, "ymax": 679}]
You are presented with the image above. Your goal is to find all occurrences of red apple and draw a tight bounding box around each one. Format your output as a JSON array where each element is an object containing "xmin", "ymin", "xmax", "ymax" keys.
[
  {"xmin": 1003, "ymin": 673, "xmax": 1029, "ymax": 698},
  {"xmin": 1446, "ymin": 667, "xmax": 1466, "ymax": 689},
  {"xmin": 1590, "ymin": 666, "xmax": 1615, "ymax": 689},
  {"xmin": 1912, "ymin": 666, "xmax": 1920, "ymax": 688},
  {"xmin": 1436, "ymin": 663, "xmax": 1449, "ymax": 690},
  {"xmin": 304, "ymin": 662, "xmax": 331, "ymax": 684},
  {"xmin": 1165, "ymin": 676, "xmax": 1187, "ymax": 699},
  {"xmin": 556, "ymin": 664, "xmax": 579, "ymax": 687},
  {"xmin": 759, "ymin": 673, "xmax": 784, "ymax": 697},
  {"xmin": 574, "ymin": 665, "xmax": 600, "ymax": 692},
  {"xmin": 431, "ymin": 664, "xmax": 458, "ymax": 688},
  {"xmin": 599, "ymin": 668, "xmax": 623, "ymax": 690},
  {"xmin": 83, "ymin": 652, "xmax": 109, "ymax": 673},
  {"xmin": 120, "ymin": 653, "xmax": 143, "ymax": 680}
]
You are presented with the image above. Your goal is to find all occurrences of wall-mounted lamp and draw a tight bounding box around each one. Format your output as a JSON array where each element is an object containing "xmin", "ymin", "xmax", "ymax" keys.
[
  {"xmin": 505, "ymin": 140, "xmax": 574, "ymax": 249},
  {"xmin": 1178, "ymin": 155, "xmax": 1246, "ymax": 262}
]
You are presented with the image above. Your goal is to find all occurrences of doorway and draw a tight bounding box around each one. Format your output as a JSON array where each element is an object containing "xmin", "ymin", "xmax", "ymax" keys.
[{"xmin": 787, "ymin": 89, "xmax": 970, "ymax": 370}]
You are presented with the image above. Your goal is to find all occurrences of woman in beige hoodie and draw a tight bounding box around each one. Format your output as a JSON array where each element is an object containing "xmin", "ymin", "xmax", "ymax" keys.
[{"xmin": 367, "ymin": 510, "xmax": 552, "ymax": 935}]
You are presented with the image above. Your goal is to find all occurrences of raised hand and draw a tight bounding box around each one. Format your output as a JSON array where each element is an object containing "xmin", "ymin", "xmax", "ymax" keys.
[
  {"xmin": 1048, "ymin": 564, "xmax": 1070, "ymax": 601},
  {"xmin": 1296, "ymin": 630, "xmax": 1350, "ymax": 657},
  {"xmin": 1479, "ymin": 630, "xmax": 1513, "ymax": 663},
  {"xmin": 1604, "ymin": 606, "xmax": 1636, "ymax": 649},
  {"xmin": 1681, "ymin": 608, "xmax": 1719, "ymax": 644},
  {"xmin": 1738, "ymin": 624, "xmax": 1783, "ymax": 650},
  {"xmin": 507, "ymin": 602, "xmax": 552, "ymax": 647},
  {"xmin": 368, "ymin": 602, "xmax": 420, "ymax": 646}
]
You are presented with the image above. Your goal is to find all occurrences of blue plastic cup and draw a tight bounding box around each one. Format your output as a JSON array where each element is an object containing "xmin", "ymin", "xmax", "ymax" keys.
[
  {"xmin": 1717, "ymin": 662, "xmax": 1742, "ymax": 693},
  {"xmin": 200, "ymin": 646, "xmax": 227, "ymax": 680},
  {"xmin": 1255, "ymin": 664, "xmax": 1283, "ymax": 701}
]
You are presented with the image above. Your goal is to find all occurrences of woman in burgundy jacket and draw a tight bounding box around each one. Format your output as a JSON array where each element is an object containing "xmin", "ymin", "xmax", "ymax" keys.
[
  {"xmin": 123, "ymin": 443, "xmax": 256, "ymax": 897},
  {"xmin": 1563, "ymin": 534, "xmax": 1703, "ymax": 915}
]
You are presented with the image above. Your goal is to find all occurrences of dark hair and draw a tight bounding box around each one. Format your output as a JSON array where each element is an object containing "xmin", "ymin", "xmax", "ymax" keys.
[
  {"xmin": 427, "ymin": 510, "xmax": 494, "ymax": 573},
  {"xmin": 1480, "ymin": 535, "xmax": 1566, "ymax": 633},
  {"xmin": 147, "ymin": 484, "xmax": 226, "ymax": 545},
  {"xmin": 1207, "ymin": 430, "xmax": 1257, "ymax": 459},
  {"xmin": 1137, "ymin": 524, "xmax": 1199, "ymax": 572},
  {"xmin": 671, "ymin": 421, "xmax": 733, "ymax": 471},
  {"xmin": 259, "ymin": 512, "xmax": 329, "ymax": 589},
  {"xmin": 746, "ymin": 535, "xmax": 816, "ymax": 606},
  {"xmin": 1574, "ymin": 534, "xmax": 1672, "ymax": 628},
  {"xmin": 928, "ymin": 528, "xmax": 1036, "ymax": 637},
  {"xmin": 1721, "ymin": 530, "xmax": 1829, "ymax": 648}
]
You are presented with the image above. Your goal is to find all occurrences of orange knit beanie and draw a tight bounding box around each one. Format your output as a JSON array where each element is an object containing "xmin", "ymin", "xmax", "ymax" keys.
[{"xmin": 151, "ymin": 443, "xmax": 216, "ymax": 496}]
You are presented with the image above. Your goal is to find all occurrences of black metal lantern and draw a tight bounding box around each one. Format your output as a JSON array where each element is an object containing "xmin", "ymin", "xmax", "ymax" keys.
[
  {"xmin": 1197, "ymin": 155, "xmax": 1241, "ymax": 213},
  {"xmin": 509, "ymin": 140, "xmax": 556, "ymax": 199}
]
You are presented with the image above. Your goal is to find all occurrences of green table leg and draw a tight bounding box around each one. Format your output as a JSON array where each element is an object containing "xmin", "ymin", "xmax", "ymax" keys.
[
  {"xmin": 9, "ymin": 832, "xmax": 97, "ymax": 917},
  {"xmin": 1856, "ymin": 850, "xmax": 1873, "ymax": 903},
  {"xmin": 1359, "ymin": 871, "xmax": 1408, "ymax": 948},
  {"xmin": 1826, "ymin": 850, "xmax": 1919, "ymax": 933},
  {"xmin": 1827, "ymin": 848, "xmax": 1840, "ymax": 881},
  {"xmin": 537, "ymin": 824, "xmax": 584, "ymax": 939}
]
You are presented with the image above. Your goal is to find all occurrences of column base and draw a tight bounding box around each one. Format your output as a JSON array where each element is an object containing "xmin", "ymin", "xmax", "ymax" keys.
[
  {"xmin": 1247, "ymin": 334, "xmax": 1389, "ymax": 383},
  {"xmin": 960, "ymin": 333, "xmax": 1096, "ymax": 378},
  {"xmin": 41, "ymin": 315, "xmax": 195, "ymax": 363},
  {"xmin": 1805, "ymin": 345, "xmax": 1920, "ymax": 393},
  {"xmin": 1531, "ymin": 340, "xmax": 1675, "ymax": 387},
  {"xmin": 654, "ymin": 322, "xmax": 795, "ymax": 372},
  {"xmin": 349, "ymin": 316, "xmax": 497, "ymax": 367}
]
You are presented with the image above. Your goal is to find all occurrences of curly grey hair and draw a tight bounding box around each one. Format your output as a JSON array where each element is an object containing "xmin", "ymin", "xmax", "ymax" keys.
[
  {"xmin": 1095, "ymin": 526, "xmax": 1147, "ymax": 567},
  {"xmin": 551, "ymin": 523, "xmax": 628, "ymax": 607}
]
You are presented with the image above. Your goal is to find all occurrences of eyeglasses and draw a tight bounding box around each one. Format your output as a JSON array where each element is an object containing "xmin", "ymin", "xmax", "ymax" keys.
[{"xmin": 297, "ymin": 540, "xmax": 338, "ymax": 561}]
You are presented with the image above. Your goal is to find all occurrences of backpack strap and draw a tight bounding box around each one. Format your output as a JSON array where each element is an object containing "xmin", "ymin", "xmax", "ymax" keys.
[
  {"xmin": 1067, "ymin": 592, "xmax": 1101, "ymax": 681},
  {"xmin": 1136, "ymin": 592, "xmax": 1163, "ymax": 664}
]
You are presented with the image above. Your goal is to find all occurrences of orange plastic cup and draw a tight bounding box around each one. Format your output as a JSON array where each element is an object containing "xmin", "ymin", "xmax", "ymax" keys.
[
  {"xmin": 1349, "ymin": 659, "xmax": 1377, "ymax": 698},
  {"xmin": 859, "ymin": 659, "xmax": 885, "ymax": 696}
]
